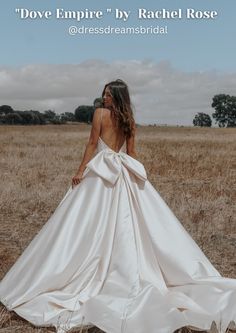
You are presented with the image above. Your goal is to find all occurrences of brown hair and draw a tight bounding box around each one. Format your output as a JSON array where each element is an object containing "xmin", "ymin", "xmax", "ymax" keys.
[{"xmin": 101, "ymin": 79, "xmax": 135, "ymax": 138}]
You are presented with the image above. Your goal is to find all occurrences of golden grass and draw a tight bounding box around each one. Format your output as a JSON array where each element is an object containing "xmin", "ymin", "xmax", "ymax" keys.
[{"xmin": 0, "ymin": 124, "xmax": 235, "ymax": 333}]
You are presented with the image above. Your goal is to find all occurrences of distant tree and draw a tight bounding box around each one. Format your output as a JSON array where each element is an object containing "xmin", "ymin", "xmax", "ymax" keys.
[
  {"xmin": 212, "ymin": 94, "xmax": 236, "ymax": 127},
  {"xmin": 30, "ymin": 110, "xmax": 46, "ymax": 124},
  {"xmin": 193, "ymin": 112, "xmax": 212, "ymax": 127},
  {"xmin": 4, "ymin": 112, "xmax": 23, "ymax": 124},
  {"xmin": 42, "ymin": 110, "xmax": 66, "ymax": 124},
  {"xmin": 60, "ymin": 112, "xmax": 76, "ymax": 122},
  {"xmin": 49, "ymin": 115, "xmax": 65, "ymax": 124},
  {"xmin": 15, "ymin": 111, "xmax": 30, "ymax": 125},
  {"xmin": 21, "ymin": 111, "xmax": 38, "ymax": 124},
  {"xmin": 93, "ymin": 97, "xmax": 103, "ymax": 109},
  {"xmin": 74, "ymin": 105, "xmax": 95, "ymax": 123},
  {"xmin": 43, "ymin": 110, "xmax": 56, "ymax": 122},
  {"xmin": 0, "ymin": 105, "xmax": 14, "ymax": 115}
]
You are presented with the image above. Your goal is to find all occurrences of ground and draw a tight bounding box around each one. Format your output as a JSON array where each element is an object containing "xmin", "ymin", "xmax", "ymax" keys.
[{"xmin": 0, "ymin": 124, "xmax": 235, "ymax": 332}]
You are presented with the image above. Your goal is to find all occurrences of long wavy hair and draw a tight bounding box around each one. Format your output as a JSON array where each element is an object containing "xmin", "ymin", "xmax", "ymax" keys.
[{"xmin": 101, "ymin": 79, "xmax": 135, "ymax": 138}]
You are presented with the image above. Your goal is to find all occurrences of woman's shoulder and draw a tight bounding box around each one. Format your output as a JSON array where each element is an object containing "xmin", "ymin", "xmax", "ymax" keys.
[
  {"xmin": 95, "ymin": 107, "xmax": 110, "ymax": 112},
  {"xmin": 94, "ymin": 107, "xmax": 110, "ymax": 117},
  {"xmin": 95, "ymin": 107, "xmax": 110, "ymax": 111}
]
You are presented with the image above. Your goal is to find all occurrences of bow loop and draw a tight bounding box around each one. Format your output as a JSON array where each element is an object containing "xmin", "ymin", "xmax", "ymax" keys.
[{"xmin": 84, "ymin": 150, "xmax": 147, "ymax": 185}]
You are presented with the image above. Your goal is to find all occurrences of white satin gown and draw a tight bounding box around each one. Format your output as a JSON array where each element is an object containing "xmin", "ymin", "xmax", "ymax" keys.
[{"xmin": 0, "ymin": 136, "xmax": 236, "ymax": 333}]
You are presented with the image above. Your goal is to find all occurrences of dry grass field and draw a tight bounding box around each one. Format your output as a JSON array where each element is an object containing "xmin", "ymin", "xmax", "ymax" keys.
[{"xmin": 0, "ymin": 124, "xmax": 235, "ymax": 333}]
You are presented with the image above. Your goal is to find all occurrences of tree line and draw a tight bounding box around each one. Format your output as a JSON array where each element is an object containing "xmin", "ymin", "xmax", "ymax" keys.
[
  {"xmin": 0, "ymin": 94, "xmax": 235, "ymax": 127},
  {"xmin": 0, "ymin": 98, "xmax": 102, "ymax": 126}
]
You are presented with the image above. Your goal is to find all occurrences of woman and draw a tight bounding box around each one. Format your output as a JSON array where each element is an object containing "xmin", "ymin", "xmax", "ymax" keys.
[
  {"xmin": 0, "ymin": 79, "xmax": 236, "ymax": 333},
  {"xmin": 72, "ymin": 79, "xmax": 137, "ymax": 187}
]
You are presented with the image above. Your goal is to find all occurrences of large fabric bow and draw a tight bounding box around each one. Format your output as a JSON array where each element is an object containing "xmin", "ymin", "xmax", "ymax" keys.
[{"xmin": 83, "ymin": 150, "xmax": 147, "ymax": 185}]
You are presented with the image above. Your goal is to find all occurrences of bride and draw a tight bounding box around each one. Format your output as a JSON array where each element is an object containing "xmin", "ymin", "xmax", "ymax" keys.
[{"xmin": 0, "ymin": 79, "xmax": 235, "ymax": 333}]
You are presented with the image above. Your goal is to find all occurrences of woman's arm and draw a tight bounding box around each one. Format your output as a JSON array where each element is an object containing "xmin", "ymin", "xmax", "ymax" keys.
[
  {"xmin": 75, "ymin": 143, "xmax": 96, "ymax": 174},
  {"xmin": 72, "ymin": 108, "xmax": 102, "ymax": 187},
  {"xmin": 76, "ymin": 108, "xmax": 102, "ymax": 173}
]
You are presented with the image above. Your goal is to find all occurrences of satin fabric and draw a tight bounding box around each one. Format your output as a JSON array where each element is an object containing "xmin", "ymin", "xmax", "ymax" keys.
[{"xmin": 0, "ymin": 136, "xmax": 235, "ymax": 333}]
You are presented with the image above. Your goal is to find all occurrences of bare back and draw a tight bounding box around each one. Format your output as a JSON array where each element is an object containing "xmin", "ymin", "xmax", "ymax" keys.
[{"xmin": 99, "ymin": 108, "xmax": 126, "ymax": 153}]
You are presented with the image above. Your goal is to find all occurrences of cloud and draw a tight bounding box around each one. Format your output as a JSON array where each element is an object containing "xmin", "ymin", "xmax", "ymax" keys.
[{"xmin": 0, "ymin": 59, "xmax": 235, "ymax": 125}]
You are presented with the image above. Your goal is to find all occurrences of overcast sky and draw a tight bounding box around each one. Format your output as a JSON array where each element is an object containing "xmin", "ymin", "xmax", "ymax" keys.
[{"xmin": 0, "ymin": 0, "xmax": 235, "ymax": 125}]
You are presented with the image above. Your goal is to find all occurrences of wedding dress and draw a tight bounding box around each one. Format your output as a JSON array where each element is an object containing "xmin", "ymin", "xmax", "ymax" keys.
[{"xmin": 0, "ymin": 136, "xmax": 236, "ymax": 333}]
